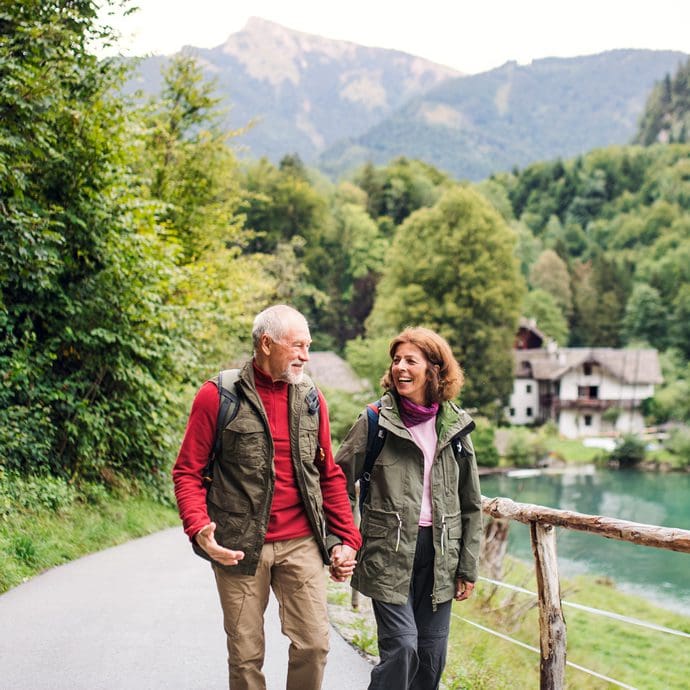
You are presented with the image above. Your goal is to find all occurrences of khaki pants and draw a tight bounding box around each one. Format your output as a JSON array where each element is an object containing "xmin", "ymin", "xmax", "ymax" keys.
[{"xmin": 213, "ymin": 536, "xmax": 329, "ymax": 690}]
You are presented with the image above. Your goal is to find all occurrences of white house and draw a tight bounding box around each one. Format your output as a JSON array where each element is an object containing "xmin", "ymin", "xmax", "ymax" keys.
[{"xmin": 507, "ymin": 322, "xmax": 663, "ymax": 438}]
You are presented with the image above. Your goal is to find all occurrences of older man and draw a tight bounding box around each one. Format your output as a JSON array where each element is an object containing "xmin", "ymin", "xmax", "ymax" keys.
[{"xmin": 173, "ymin": 304, "xmax": 361, "ymax": 690}]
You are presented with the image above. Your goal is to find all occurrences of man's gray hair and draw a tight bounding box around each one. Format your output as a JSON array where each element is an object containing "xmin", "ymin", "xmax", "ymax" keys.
[{"xmin": 252, "ymin": 305, "xmax": 308, "ymax": 352}]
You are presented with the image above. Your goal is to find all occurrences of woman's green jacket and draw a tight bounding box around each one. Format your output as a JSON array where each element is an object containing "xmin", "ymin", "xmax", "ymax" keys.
[{"xmin": 335, "ymin": 391, "xmax": 483, "ymax": 608}]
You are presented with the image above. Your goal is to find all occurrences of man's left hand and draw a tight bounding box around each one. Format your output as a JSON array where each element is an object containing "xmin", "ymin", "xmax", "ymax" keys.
[{"xmin": 328, "ymin": 544, "xmax": 357, "ymax": 582}]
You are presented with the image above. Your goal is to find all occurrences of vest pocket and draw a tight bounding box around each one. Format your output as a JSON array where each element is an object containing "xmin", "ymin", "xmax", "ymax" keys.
[
  {"xmin": 223, "ymin": 418, "xmax": 267, "ymax": 466},
  {"xmin": 208, "ymin": 494, "xmax": 250, "ymax": 547}
]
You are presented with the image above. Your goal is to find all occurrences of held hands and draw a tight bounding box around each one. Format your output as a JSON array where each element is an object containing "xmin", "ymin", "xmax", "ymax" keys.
[
  {"xmin": 328, "ymin": 544, "xmax": 357, "ymax": 582},
  {"xmin": 454, "ymin": 578, "xmax": 475, "ymax": 602},
  {"xmin": 195, "ymin": 522, "xmax": 245, "ymax": 567}
]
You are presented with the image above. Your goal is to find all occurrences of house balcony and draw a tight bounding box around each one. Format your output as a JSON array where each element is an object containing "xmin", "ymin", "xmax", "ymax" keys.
[{"xmin": 554, "ymin": 398, "xmax": 639, "ymax": 411}]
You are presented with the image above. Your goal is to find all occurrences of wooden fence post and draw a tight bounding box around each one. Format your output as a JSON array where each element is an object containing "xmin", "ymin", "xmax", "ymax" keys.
[{"xmin": 530, "ymin": 522, "xmax": 566, "ymax": 690}]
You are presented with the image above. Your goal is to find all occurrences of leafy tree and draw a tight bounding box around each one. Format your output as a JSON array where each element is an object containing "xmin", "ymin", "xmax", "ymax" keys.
[
  {"xmin": 0, "ymin": 0, "xmax": 186, "ymax": 482},
  {"xmin": 528, "ymin": 249, "xmax": 573, "ymax": 317},
  {"xmin": 513, "ymin": 220, "xmax": 544, "ymax": 279},
  {"xmin": 353, "ymin": 157, "xmax": 449, "ymax": 227},
  {"xmin": 647, "ymin": 349, "xmax": 690, "ymax": 424},
  {"xmin": 305, "ymin": 198, "xmax": 388, "ymax": 348},
  {"xmin": 566, "ymin": 168, "xmax": 609, "ymax": 227},
  {"xmin": 475, "ymin": 178, "xmax": 515, "ymax": 223},
  {"xmin": 366, "ymin": 187, "xmax": 524, "ymax": 412},
  {"xmin": 669, "ymin": 283, "xmax": 690, "ymax": 359},
  {"xmin": 241, "ymin": 156, "xmax": 328, "ymax": 254},
  {"xmin": 138, "ymin": 53, "xmax": 246, "ymax": 263},
  {"xmin": 561, "ymin": 221, "xmax": 590, "ymax": 258},
  {"xmin": 570, "ymin": 256, "xmax": 631, "ymax": 346},
  {"xmin": 622, "ymin": 283, "xmax": 668, "ymax": 349},
  {"xmin": 508, "ymin": 160, "xmax": 574, "ymax": 225},
  {"xmin": 523, "ymin": 290, "xmax": 569, "ymax": 345},
  {"xmin": 136, "ymin": 53, "xmax": 271, "ymax": 370}
]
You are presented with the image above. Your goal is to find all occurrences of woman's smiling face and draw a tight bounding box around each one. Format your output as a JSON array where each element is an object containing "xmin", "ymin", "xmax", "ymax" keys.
[{"xmin": 391, "ymin": 342, "xmax": 429, "ymax": 405}]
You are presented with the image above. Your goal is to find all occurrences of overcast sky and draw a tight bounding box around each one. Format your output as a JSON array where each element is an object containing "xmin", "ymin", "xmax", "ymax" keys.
[{"xmin": 101, "ymin": 0, "xmax": 690, "ymax": 74}]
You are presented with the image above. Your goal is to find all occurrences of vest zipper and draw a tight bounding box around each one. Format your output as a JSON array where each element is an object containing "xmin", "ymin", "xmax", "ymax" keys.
[{"xmin": 395, "ymin": 512, "xmax": 402, "ymax": 552}]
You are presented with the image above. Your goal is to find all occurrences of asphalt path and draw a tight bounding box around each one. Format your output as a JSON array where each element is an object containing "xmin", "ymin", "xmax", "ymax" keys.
[{"xmin": 0, "ymin": 527, "xmax": 373, "ymax": 689}]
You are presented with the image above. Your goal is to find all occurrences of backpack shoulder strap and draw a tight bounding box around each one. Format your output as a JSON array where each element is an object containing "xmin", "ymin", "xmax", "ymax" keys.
[
  {"xmin": 359, "ymin": 399, "xmax": 384, "ymax": 510},
  {"xmin": 305, "ymin": 386, "xmax": 320, "ymax": 415},
  {"xmin": 202, "ymin": 368, "xmax": 241, "ymax": 484}
]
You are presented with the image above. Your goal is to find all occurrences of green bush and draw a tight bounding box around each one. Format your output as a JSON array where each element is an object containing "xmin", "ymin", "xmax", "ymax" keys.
[
  {"xmin": 609, "ymin": 434, "xmax": 647, "ymax": 468},
  {"xmin": 471, "ymin": 418, "xmax": 500, "ymax": 467},
  {"xmin": 503, "ymin": 428, "xmax": 533, "ymax": 467},
  {"xmin": 502, "ymin": 427, "xmax": 549, "ymax": 467},
  {"xmin": 665, "ymin": 426, "xmax": 690, "ymax": 467}
]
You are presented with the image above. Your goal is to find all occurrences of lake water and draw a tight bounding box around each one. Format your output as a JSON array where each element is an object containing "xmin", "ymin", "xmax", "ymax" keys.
[{"xmin": 479, "ymin": 467, "xmax": 690, "ymax": 615}]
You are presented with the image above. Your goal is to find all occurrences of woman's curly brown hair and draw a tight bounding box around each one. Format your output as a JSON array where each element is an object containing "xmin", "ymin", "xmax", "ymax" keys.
[{"xmin": 380, "ymin": 327, "xmax": 464, "ymax": 404}]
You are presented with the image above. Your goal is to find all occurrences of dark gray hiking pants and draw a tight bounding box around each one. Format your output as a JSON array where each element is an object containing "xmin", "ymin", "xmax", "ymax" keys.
[{"xmin": 368, "ymin": 526, "xmax": 453, "ymax": 690}]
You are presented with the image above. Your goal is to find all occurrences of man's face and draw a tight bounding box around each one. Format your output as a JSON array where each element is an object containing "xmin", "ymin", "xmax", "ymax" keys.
[{"xmin": 263, "ymin": 320, "xmax": 312, "ymax": 384}]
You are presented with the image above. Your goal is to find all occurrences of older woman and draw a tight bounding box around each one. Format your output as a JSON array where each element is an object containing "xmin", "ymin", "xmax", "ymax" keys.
[{"xmin": 334, "ymin": 327, "xmax": 482, "ymax": 690}]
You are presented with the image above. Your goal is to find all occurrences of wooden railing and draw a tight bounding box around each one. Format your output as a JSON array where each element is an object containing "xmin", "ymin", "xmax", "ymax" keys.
[{"xmin": 481, "ymin": 496, "xmax": 690, "ymax": 689}]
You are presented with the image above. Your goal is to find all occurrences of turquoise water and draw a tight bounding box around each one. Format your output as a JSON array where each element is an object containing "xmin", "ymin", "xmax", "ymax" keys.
[{"xmin": 480, "ymin": 467, "xmax": 690, "ymax": 614}]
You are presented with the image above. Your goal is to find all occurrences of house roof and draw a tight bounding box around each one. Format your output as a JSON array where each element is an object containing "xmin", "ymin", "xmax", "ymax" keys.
[
  {"xmin": 513, "ymin": 347, "xmax": 663, "ymax": 384},
  {"xmin": 515, "ymin": 317, "xmax": 546, "ymax": 349}
]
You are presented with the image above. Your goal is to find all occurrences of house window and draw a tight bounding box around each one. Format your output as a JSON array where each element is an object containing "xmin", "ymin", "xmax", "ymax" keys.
[
  {"xmin": 526, "ymin": 407, "xmax": 533, "ymax": 417},
  {"xmin": 583, "ymin": 363, "xmax": 592, "ymax": 376},
  {"xmin": 525, "ymin": 384, "xmax": 532, "ymax": 393},
  {"xmin": 509, "ymin": 408, "xmax": 515, "ymax": 417},
  {"xmin": 578, "ymin": 385, "xmax": 599, "ymax": 399},
  {"xmin": 584, "ymin": 415, "xmax": 592, "ymax": 426}
]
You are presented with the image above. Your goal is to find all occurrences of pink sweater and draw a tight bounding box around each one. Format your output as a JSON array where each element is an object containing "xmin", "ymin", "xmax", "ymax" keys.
[{"xmin": 407, "ymin": 417, "xmax": 438, "ymax": 526}]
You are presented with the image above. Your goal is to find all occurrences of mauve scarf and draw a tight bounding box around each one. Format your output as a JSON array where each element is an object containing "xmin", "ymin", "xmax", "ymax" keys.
[{"xmin": 398, "ymin": 395, "xmax": 439, "ymax": 427}]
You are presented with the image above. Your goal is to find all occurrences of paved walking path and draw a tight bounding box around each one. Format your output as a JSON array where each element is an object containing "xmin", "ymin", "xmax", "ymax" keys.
[{"xmin": 0, "ymin": 528, "xmax": 372, "ymax": 689}]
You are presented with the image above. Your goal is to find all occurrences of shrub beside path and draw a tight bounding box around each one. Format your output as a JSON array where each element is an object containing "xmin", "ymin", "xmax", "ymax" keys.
[{"xmin": 0, "ymin": 527, "xmax": 372, "ymax": 689}]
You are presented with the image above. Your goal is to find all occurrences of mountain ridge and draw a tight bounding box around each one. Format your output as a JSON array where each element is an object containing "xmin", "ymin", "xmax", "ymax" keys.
[
  {"xmin": 320, "ymin": 48, "xmax": 689, "ymax": 180},
  {"xmin": 122, "ymin": 20, "xmax": 689, "ymax": 180},
  {"xmin": 125, "ymin": 17, "xmax": 461, "ymax": 162}
]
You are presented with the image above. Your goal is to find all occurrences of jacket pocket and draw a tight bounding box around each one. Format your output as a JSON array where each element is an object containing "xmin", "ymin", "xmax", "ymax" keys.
[
  {"xmin": 442, "ymin": 510, "xmax": 462, "ymax": 563},
  {"xmin": 358, "ymin": 508, "xmax": 403, "ymax": 584}
]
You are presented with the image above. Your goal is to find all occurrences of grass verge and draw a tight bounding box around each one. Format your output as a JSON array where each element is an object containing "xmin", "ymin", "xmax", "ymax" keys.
[{"xmin": 0, "ymin": 472, "xmax": 178, "ymax": 594}]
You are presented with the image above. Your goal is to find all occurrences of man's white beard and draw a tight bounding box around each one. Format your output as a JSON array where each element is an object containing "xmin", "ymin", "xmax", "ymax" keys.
[{"xmin": 283, "ymin": 361, "xmax": 304, "ymax": 385}]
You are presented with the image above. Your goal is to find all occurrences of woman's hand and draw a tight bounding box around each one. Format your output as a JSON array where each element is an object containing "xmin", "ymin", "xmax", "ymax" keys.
[{"xmin": 454, "ymin": 578, "xmax": 475, "ymax": 601}]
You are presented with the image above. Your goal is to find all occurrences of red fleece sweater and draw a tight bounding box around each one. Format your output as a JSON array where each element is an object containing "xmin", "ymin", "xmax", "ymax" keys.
[{"xmin": 172, "ymin": 363, "xmax": 361, "ymax": 552}]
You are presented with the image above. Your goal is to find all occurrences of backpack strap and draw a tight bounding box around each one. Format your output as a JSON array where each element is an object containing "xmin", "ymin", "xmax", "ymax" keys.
[
  {"xmin": 359, "ymin": 399, "xmax": 384, "ymax": 511},
  {"xmin": 202, "ymin": 368, "xmax": 241, "ymax": 485},
  {"xmin": 305, "ymin": 386, "xmax": 320, "ymax": 415}
]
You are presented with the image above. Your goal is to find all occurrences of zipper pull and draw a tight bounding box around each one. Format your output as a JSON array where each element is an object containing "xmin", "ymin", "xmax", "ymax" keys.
[
  {"xmin": 395, "ymin": 512, "xmax": 402, "ymax": 552},
  {"xmin": 441, "ymin": 515, "xmax": 447, "ymax": 555}
]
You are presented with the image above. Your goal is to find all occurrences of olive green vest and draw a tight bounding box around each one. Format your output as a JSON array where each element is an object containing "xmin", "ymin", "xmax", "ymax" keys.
[{"xmin": 197, "ymin": 361, "xmax": 330, "ymax": 575}]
